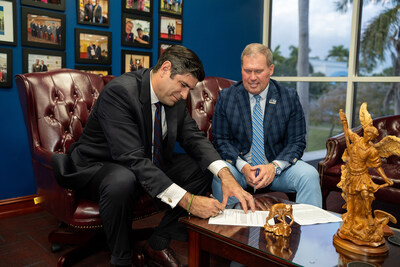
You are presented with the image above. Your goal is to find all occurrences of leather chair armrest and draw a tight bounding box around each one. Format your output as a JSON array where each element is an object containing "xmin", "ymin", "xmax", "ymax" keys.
[{"xmin": 32, "ymin": 146, "xmax": 54, "ymax": 169}]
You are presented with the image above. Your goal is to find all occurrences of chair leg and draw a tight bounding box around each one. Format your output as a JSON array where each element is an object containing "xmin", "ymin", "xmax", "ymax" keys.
[{"xmin": 321, "ymin": 189, "xmax": 329, "ymax": 210}]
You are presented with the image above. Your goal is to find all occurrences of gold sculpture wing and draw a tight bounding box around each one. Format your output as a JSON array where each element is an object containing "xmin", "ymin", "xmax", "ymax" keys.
[
  {"xmin": 374, "ymin": 135, "xmax": 400, "ymax": 158},
  {"xmin": 359, "ymin": 102, "xmax": 373, "ymax": 128}
]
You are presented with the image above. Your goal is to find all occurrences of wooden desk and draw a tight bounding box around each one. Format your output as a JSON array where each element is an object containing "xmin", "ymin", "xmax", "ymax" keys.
[{"xmin": 179, "ymin": 193, "xmax": 400, "ymax": 267}]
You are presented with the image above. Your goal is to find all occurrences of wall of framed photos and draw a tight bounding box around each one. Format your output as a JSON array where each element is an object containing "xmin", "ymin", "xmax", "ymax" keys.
[{"xmin": 0, "ymin": 0, "xmax": 263, "ymax": 200}]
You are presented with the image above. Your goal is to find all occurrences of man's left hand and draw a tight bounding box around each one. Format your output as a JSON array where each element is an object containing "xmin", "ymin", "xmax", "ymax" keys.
[{"xmin": 250, "ymin": 164, "xmax": 275, "ymax": 190}]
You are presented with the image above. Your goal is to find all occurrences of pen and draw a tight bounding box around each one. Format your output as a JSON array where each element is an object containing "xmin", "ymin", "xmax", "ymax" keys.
[{"xmin": 254, "ymin": 168, "xmax": 259, "ymax": 193}]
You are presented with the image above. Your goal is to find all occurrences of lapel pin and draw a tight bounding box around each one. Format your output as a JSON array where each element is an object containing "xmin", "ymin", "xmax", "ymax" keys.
[{"xmin": 269, "ymin": 99, "xmax": 277, "ymax": 104}]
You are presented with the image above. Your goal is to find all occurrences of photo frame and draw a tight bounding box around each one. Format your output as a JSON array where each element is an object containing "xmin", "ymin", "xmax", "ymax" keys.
[
  {"xmin": 77, "ymin": 0, "xmax": 110, "ymax": 27},
  {"xmin": 22, "ymin": 48, "xmax": 66, "ymax": 74},
  {"xmin": 159, "ymin": 0, "xmax": 182, "ymax": 16},
  {"xmin": 0, "ymin": 0, "xmax": 17, "ymax": 46},
  {"xmin": 122, "ymin": 0, "xmax": 152, "ymax": 16},
  {"xmin": 122, "ymin": 13, "xmax": 152, "ymax": 48},
  {"xmin": 21, "ymin": 0, "xmax": 65, "ymax": 11},
  {"xmin": 75, "ymin": 65, "xmax": 112, "ymax": 76},
  {"xmin": 75, "ymin": 28, "xmax": 112, "ymax": 65},
  {"xmin": 158, "ymin": 42, "xmax": 173, "ymax": 58},
  {"xmin": 0, "ymin": 48, "xmax": 12, "ymax": 88},
  {"xmin": 21, "ymin": 7, "xmax": 66, "ymax": 50},
  {"xmin": 121, "ymin": 50, "xmax": 152, "ymax": 74},
  {"xmin": 159, "ymin": 15, "xmax": 182, "ymax": 42}
]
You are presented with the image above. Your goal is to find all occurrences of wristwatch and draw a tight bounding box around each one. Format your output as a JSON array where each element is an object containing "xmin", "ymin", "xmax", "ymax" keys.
[{"xmin": 271, "ymin": 161, "xmax": 282, "ymax": 175}]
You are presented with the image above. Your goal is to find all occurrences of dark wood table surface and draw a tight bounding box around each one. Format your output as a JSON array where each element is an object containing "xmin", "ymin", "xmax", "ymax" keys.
[{"xmin": 179, "ymin": 193, "xmax": 400, "ymax": 267}]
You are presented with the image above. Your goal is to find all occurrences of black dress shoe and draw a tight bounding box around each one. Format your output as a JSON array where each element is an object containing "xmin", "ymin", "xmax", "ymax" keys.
[{"xmin": 143, "ymin": 242, "xmax": 184, "ymax": 267}]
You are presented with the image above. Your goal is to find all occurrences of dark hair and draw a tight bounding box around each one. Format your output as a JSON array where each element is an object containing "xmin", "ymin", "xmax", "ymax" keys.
[{"xmin": 153, "ymin": 45, "xmax": 205, "ymax": 81}]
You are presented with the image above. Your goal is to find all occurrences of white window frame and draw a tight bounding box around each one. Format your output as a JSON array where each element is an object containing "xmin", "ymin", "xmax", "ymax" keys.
[{"xmin": 263, "ymin": 0, "xmax": 400, "ymax": 128}]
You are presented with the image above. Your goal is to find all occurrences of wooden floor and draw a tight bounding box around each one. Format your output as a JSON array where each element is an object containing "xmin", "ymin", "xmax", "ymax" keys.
[{"xmin": 0, "ymin": 191, "xmax": 399, "ymax": 267}]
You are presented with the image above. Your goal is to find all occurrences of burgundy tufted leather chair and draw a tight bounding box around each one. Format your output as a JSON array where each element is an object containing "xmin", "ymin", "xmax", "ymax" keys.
[
  {"xmin": 187, "ymin": 76, "xmax": 236, "ymax": 140},
  {"xmin": 318, "ymin": 115, "xmax": 400, "ymax": 208},
  {"xmin": 16, "ymin": 69, "xmax": 235, "ymax": 266}
]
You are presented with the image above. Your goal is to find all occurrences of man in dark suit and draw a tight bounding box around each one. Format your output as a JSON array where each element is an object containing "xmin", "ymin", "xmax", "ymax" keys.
[
  {"xmin": 52, "ymin": 45, "xmax": 255, "ymax": 267},
  {"xmin": 211, "ymin": 43, "xmax": 322, "ymax": 209},
  {"xmin": 40, "ymin": 60, "xmax": 48, "ymax": 72},
  {"xmin": 87, "ymin": 42, "xmax": 94, "ymax": 59},
  {"xmin": 94, "ymin": 43, "xmax": 101, "ymax": 60},
  {"xmin": 84, "ymin": 0, "xmax": 94, "ymax": 22},
  {"xmin": 125, "ymin": 20, "xmax": 134, "ymax": 43}
]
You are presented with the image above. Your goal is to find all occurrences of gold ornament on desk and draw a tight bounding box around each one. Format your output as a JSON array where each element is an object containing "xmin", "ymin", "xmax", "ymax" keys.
[
  {"xmin": 333, "ymin": 103, "xmax": 400, "ymax": 255},
  {"xmin": 264, "ymin": 203, "xmax": 294, "ymax": 237}
]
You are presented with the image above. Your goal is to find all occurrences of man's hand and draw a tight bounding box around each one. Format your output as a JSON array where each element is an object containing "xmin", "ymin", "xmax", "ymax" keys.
[
  {"xmin": 178, "ymin": 193, "xmax": 224, "ymax": 219},
  {"xmin": 218, "ymin": 167, "xmax": 255, "ymax": 213},
  {"xmin": 242, "ymin": 164, "xmax": 275, "ymax": 190}
]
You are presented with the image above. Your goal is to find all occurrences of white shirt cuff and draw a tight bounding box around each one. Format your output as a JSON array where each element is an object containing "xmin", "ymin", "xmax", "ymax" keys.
[
  {"xmin": 236, "ymin": 157, "xmax": 248, "ymax": 172},
  {"xmin": 157, "ymin": 183, "xmax": 187, "ymax": 209},
  {"xmin": 208, "ymin": 160, "xmax": 228, "ymax": 177},
  {"xmin": 157, "ymin": 160, "xmax": 228, "ymax": 208},
  {"xmin": 274, "ymin": 160, "xmax": 290, "ymax": 170}
]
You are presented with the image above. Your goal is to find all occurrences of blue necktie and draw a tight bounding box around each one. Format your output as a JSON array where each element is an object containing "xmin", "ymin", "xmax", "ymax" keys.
[
  {"xmin": 251, "ymin": 95, "xmax": 265, "ymax": 166},
  {"xmin": 153, "ymin": 102, "xmax": 163, "ymax": 169}
]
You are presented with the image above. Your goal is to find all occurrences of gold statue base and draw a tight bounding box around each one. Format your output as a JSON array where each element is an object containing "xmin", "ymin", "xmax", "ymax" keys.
[{"xmin": 333, "ymin": 230, "xmax": 388, "ymax": 256}]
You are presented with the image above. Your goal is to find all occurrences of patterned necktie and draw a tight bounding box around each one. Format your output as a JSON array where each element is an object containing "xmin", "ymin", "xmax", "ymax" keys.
[
  {"xmin": 153, "ymin": 102, "xmax": 163, "ymax": 169},
  {"xmin": 251, "ymin": 95, "xmax": 265, "ymax": 166}
]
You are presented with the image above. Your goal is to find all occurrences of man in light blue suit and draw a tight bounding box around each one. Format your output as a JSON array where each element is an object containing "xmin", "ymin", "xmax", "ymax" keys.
[{"xmin": 211, "ymin": 43, "xmax": 322, "ymax": 208}]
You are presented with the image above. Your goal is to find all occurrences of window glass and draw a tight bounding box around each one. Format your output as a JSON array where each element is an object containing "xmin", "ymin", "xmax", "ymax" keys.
[
  {"xmin": 279, "ymin": 81, "xmax": 347, "ymax": 151},
  {"xmin": 271, "ymin": 0, "xmax": 352, "ymax": 77},
  {"xmin": 353, "ymin": 82, "xmax": 395, "ymax": 126},
  {"xmin": 358, "ymin": 1, "xmax": 398, "ymax": 77}
]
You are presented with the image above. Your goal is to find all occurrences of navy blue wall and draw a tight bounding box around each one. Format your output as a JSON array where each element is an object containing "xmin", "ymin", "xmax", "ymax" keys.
[{"xmin": 0, "ymin": 0, "xmax": 263, "ymax": 200}]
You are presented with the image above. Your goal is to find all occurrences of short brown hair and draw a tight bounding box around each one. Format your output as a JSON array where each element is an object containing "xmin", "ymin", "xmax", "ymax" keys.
[
  {"xmin": 241, "ymin": 43, "xmax": 273, "ymax": 66},
  {"xmin": 153, "ymin": 45, "xmax": 205, "ymax": 81}
]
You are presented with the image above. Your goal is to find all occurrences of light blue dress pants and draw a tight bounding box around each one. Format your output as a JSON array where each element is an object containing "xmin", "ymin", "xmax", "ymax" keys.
[{"xmin": 212, "ymin": 160, "xmax": 322, "ymax": 208}]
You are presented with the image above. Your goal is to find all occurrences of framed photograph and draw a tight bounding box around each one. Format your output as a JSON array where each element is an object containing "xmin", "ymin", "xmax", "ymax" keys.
[
  {"xmin": 0, "ymin": 48, "xmax": 12, "ymax": 88},
  {"xmin": 21, "ymin": 7, "xmax": 65, "ymax": 50},
  {"xmin": 122, "ymin": 13, "xmax": 152, "ymax": 48},
  {"xmin": 75, "ymin": 65, "xmax": 112, "ymax": 76},
  {"xmin": 77, "ymin": 0, "xmax": 110, "ymax": 27},
  {"xmin": 159, "ymin": 0, "xmax": 182, "ymax": 16},
  {"xmin": 159, "ymin": 15, "xmax": 182, "ymax": 42},
  {"xmin": 122, "ymin": 0, "xmax": 152, "ymax": 16},
  {"xmin": 121, "ymin": 50, "xmax": 152, "ymax": 74},
  {"xmin": 158, "ymin": 42, "xmax": 173, "ymax": 58},
  {"xmin": 0, "ymin": 0, "xmax": 17, "ymax": 46},
  {"xmin": 21, "ymin": 0, "xmax": 65, "ymax": 11},
  {"xmin": 75, "ymin": 28, "xmax": 111, "ymax": 65},
  {"xmin": 22, "ymin": 48, "xmax": 66, "ymax": 74}
]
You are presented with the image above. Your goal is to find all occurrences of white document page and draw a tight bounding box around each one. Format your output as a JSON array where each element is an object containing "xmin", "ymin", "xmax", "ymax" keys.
[
  {"xmin": 209, "ymin": 204, "xmax": 342, "ymax": 227},
  {"xmin": 292, "ymin": 204, "xmax": 342, "ymax": 225},
  {"xmin": 208, "ymin": 209, "xmax": 271, "ymax": 227}
]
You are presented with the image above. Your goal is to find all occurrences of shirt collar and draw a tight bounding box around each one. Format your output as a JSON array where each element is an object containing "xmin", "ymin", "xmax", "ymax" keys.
[
  {"xmin": 150, "ymin": 70, "xmax": 160, "ymax": 105},
  {"xmin": 248, "ymin": 83, "xmax": 269, "ymax": 100}
]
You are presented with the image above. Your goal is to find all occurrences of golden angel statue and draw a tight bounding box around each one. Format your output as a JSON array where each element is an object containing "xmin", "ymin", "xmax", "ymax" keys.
[{"xmin": 334, "ymin": 103, "xmax": 400, "ymax": 253}]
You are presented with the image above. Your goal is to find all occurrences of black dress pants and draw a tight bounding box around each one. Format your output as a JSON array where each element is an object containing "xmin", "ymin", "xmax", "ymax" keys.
[{"xmin": 80, "ymin": 153, "xmax": 213, "ymax": 266}]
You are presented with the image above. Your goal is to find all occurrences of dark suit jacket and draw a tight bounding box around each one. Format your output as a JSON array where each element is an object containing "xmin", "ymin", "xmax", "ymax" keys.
[
  {"xmin": 53, "ymin": 69, "xmax": 221, "ymax": 197},
  {"xmin": 212, "ymin": 79, "xmax": 306, "ymax": 167},
  {"xmin": 84, "ymin": 4, "xmax": 94, "ymax": 21},
  {"xmin": 94, "ymin": 46, "xmax": 101, "ymax": 59}
]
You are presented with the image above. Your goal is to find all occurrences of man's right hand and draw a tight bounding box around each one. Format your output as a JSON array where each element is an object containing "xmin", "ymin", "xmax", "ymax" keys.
[{"xmin": 178, "ymin": 193, "xmax": 224, "ymax": 219}]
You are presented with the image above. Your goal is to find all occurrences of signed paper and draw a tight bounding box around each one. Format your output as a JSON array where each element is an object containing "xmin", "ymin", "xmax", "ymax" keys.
[{"xmin": 209, "ymin": 204, "xmax": 342, "ymax": 227}]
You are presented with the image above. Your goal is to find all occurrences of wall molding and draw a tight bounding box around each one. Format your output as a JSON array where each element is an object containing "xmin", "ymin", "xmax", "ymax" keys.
[{"xmin": 0, "ymin": 195, "xmax": 42, "ymax": 219}]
